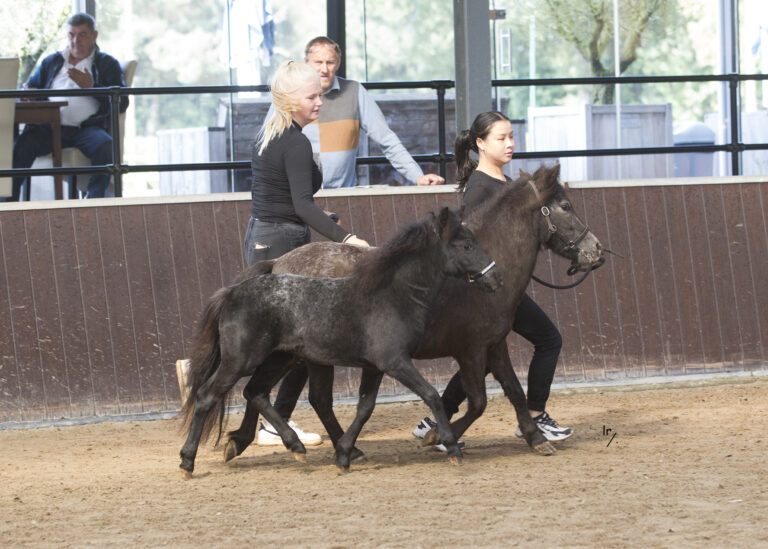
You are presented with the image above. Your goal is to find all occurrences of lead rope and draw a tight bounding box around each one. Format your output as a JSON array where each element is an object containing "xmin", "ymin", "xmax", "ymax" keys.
[{"xmin": 531, "ymin": 258, "xmax": 605, "ymax": 290}]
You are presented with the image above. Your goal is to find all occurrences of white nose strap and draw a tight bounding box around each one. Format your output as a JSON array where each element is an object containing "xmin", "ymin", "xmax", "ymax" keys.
[{"xmin": 469, "ymin": 260, "xmax": 496, "ymax": 283}]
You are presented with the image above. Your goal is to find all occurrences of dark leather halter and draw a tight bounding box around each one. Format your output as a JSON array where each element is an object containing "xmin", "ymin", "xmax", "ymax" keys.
[
  {"xmin": 527, "ymin": 179, "xmax": 604, "ymax": 290},
  {"xmin": 527, "ymin": 180, "xmax": 590, "ymax": 250}
]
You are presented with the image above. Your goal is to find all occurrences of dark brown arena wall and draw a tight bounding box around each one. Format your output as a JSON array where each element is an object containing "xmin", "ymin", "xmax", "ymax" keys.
[{"xmin": 1, "ymin": 180, "xmax": 766, "ymax": 424}]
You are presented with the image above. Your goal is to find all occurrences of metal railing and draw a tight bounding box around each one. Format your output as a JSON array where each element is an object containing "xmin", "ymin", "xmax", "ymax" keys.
[
  {"xmin": 3, "ymin": 72, "xmax": 768, "ymax": 198},
  {"xmin": 493, "ymin": 73, "xmax": 768, "ymax": 176}
]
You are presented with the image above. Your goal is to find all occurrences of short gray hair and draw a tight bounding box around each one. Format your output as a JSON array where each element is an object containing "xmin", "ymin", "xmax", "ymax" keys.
[
  {"xmin": 67, "ymin": 13, "xmax": 96, "ymax": 32},
  {"xmin": 304, "ymin": 36, "xmax": 342, "ymax": 62}
]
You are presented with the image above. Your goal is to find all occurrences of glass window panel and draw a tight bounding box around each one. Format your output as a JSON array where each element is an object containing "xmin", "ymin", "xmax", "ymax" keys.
[
  {"xmin": 739, "ymin": 0, "xmax": 768, "ymax": 176},
  {"xmin": 4, "ymin": 0, "xmax": 767, "ymax": 192},
  {"xmin": 345, "ymin": 0, "xmax": 454, "ymax": 85}
]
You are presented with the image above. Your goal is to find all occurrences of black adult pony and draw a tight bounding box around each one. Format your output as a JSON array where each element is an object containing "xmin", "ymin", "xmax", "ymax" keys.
[
  {"xmin": 224, "ymin": 164, "xmax": 604, "ymax": 468},
  {"xmin": 179, "ymin": 207, "xmax": 501, "ymax": 477}
]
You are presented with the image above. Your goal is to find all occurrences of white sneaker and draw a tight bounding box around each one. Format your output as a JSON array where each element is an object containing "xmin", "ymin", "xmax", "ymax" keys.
[
  {"xmin": 514, "ymin": 412, "xmax": 573, "ymax": 442},
  {"xmin": 412, "ymin": 417, "xmax": 437, "ymax": 439},
  {"xmin": 288, "ymin": 420, "xmax": 322, "ymax": 445},
  {"xmin": 257, "ymin": 420, "xmax": 322, "ymax": 446},
  {"xmin": 413, "ymin": 417, "xmax": 465, "ymax": 450}
]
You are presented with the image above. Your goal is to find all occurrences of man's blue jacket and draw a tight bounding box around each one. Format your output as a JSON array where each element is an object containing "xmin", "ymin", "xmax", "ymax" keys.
[{"xmin": 26, "ymin": 47, "xmax": 129, "ymax": 131}]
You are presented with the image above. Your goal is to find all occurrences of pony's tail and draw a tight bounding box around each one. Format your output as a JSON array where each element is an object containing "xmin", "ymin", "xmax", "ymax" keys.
[{"xmin": 180, "ymin": 285, "xmax": 230, "ymax": 445}]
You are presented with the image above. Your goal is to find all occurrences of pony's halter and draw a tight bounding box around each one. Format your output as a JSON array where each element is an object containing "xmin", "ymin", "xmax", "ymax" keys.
[
  {"xmin": 527, "ymin": 180, "xmax": 590, "ymax": 251},
  {"xmin": 467, "ymin": 260, "xmax": 497, "ymax": 284}
]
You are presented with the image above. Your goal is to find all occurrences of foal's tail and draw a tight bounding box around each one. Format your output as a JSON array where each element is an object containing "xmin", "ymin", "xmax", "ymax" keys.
[
  {"xmin": 180, "ymin": 259, "xmax": 276, "ymax": 444},
  {"xmin": 180, "ymin": 286, "xmax": 228, "ymax": 444}
]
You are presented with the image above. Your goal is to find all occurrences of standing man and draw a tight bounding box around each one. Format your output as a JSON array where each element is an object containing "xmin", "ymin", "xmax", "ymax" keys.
[
  {"xmin": 302, "ymin": 36, "xmax": 445, "ymax": 188},
  {"xmin": 9, "ymin": 12, "xmax": 128, "ymax": 201}
]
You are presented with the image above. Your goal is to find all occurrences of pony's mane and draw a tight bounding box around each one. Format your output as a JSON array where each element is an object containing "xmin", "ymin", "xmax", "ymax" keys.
[
  {"xmin": 351, "ymin": 216, "xmax": 438, "ymax": 293},
  {"xmin": 467, "ymin": 165, "xmax": 559, "ymax": 229}
]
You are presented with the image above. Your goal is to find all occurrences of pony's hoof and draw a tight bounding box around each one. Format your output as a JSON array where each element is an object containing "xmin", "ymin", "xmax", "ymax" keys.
[
  {"xmin": 336, "ymin": 465, "xmax": 351, "ymax": 474},
  {"xmin": 533, "ymin": 441, "xmax": 557, "ymax": 456},
  {"xmin": 448, "ymin": 455, "xmax": 463, "ymax": 466},
  {"xmin": 181, "ymin": 469, "xmax": 193, "ymax": 480},
  {"xmin": 223, "ymin": 439, "xmax": 239, "ymax": 463},
  {"xmin": 422, "ymin": 429, "xmax": 440, "ymax": 446},
  {"xmin": 293, "ymin": 451, "xmax": 308, "ymax": 463}
]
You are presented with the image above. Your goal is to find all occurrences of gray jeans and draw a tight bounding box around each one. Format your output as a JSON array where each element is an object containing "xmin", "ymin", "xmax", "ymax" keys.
[
  {"xmin": 242, "ymin": 216, "xmax": 312, "ymax": 419},
  {"xmin": 243, "ymin": 216, "xmax": 311, "ymax": 266}
]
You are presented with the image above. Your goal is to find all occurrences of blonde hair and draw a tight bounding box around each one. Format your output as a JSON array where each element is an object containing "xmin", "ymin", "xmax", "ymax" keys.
[{"xmin": 257, "ymin": 61, "xmax": 320, "ymax": 154}]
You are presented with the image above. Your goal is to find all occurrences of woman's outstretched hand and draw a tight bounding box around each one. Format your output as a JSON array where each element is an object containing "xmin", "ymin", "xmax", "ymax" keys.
[{"xmin": 345, "ymin": 235, "xmax": 370, "ymax": 247}]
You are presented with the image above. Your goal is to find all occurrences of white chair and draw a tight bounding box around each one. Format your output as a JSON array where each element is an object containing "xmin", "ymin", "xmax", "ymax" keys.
[
  {"xmin": 0, "ymin": 57, "xmax": 20, "ymax": 198},
  {"xmin": 29, "ymin": 59, "xmax": 137, "ymax": 199}
]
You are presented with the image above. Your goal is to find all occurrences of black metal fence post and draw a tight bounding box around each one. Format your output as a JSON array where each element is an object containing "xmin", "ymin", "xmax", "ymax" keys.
[
  {"xmin": 436, "ymin": 82, "xmax": 447, "ymax": 179},
  {"xmin": 728, "ymin": 73, "xmax": 741, "ymax": 176},
  {"xmin": 108, "ymin": 86, "xmax": 123, "ymax": 197}
]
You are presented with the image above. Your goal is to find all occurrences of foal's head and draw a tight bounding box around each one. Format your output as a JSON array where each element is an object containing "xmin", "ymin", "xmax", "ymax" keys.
[
  {"xmin": 352, "ymin": 207, "xmax": 501, "ymax": 293},
  {"xmin": 436, "ymin": 208, "xmax": 502, "ymax": 291}
]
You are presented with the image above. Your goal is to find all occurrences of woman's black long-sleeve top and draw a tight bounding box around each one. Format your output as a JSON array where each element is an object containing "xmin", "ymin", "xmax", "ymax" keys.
[
  {"xmin": 251, "ymin": 121, "xmax": 348, "ymax": 242},
  {"xmin": 462, "ymin": 170, "xmax": 511, "ymax": 209}
]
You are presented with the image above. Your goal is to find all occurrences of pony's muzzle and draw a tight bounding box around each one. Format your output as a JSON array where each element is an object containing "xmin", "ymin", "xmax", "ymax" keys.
[
  {"xmin": 567, "ymin": 255, "xmax": 605, "ymax": 276},
  {"xmin": 468, "ymin": 261, "xmax": 502, "ymax": 291}
]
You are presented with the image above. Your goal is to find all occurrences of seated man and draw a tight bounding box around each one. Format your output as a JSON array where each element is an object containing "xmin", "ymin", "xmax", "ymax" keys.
[{"xmin": 9, "ymin": 12, "xmax": 128, "ymax": 201}]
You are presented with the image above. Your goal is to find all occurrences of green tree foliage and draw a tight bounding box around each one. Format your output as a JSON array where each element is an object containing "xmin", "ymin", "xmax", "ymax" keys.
[
  {"xmin": 493, "ymin": 0, "xmax": 716, "ymax": 123},
  {"xmin": 625, "ymin": 0, "xmax": 717, "ymax": 121},
  {"xmin": 539, "ymin": 0, "xmax": 670, "ymax": 103},
  {"xmin": 0, "ymin": 0, "xmax": 70, "ymax": 85}
]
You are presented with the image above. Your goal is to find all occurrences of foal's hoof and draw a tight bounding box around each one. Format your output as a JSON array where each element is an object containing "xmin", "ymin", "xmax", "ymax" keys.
[
  {"xmin": 336, "ymin": 465, "xmax": 351, "ymax": 474},
  {"xmin": 181, "ymin": 469, "xmax": 193, "ymax": 480},
  {"xmin": 223, "ymin": 439, "xmax": 239, "ymax": 463},
  {"xmin": 448, "ymin": 455, "xmax": 463, "ymax": 466},
  {"xmin": 533, "ymin": 441, "xmax": 557, "ymax": 456},
  {"xmin": 422, "ymin": 428, "xmax": 440, "ymax": 446},
  {"xmin": 293, "ymin": 451, "xmax": 308, "ymax": 463}
]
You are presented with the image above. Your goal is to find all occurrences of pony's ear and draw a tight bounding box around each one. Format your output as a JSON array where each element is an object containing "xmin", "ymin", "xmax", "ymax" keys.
[
  {"xmin": 436, "ymin": 206, "xmax": 461, "ymax": 242},
  {"xmin": 524, "ymin": 166, "xmax": 550, "ymax": 210},
  {"xmin": 543, "ymin": 164, "xmax": 561, "ymax": 192},
  {"xmin": 529, "ymin": 163, "xmax": 561, "ymax": 204},
  {"xmin": 518, "ymin": 168, "xmax": 531, "ymax": 178}
]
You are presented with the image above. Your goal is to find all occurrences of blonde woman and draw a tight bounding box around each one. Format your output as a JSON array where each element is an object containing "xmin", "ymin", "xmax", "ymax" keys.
[{"xmin": 243, "ymin": 61, "xmax": 368, "ymax": 446}]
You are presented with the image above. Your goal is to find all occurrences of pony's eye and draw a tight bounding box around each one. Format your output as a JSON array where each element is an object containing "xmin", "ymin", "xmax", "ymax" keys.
[
  {"xmin": 561, "ymin": 202, "xmax": 571, "ymax": 211},
  {"xmin": 464, "ymin": 241, "xmax": 472, "ymax": 250}
]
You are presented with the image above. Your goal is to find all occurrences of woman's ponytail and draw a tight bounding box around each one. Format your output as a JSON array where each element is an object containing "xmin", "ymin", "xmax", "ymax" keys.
[{"xmin": 455, "ymin": 129, "xmax": 477, "ymax": 191}]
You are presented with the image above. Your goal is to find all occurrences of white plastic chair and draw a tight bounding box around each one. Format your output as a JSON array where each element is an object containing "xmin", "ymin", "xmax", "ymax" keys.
[{"xmin": 0, "ymin": 57, "xmax": 20, "ymax": 198}]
